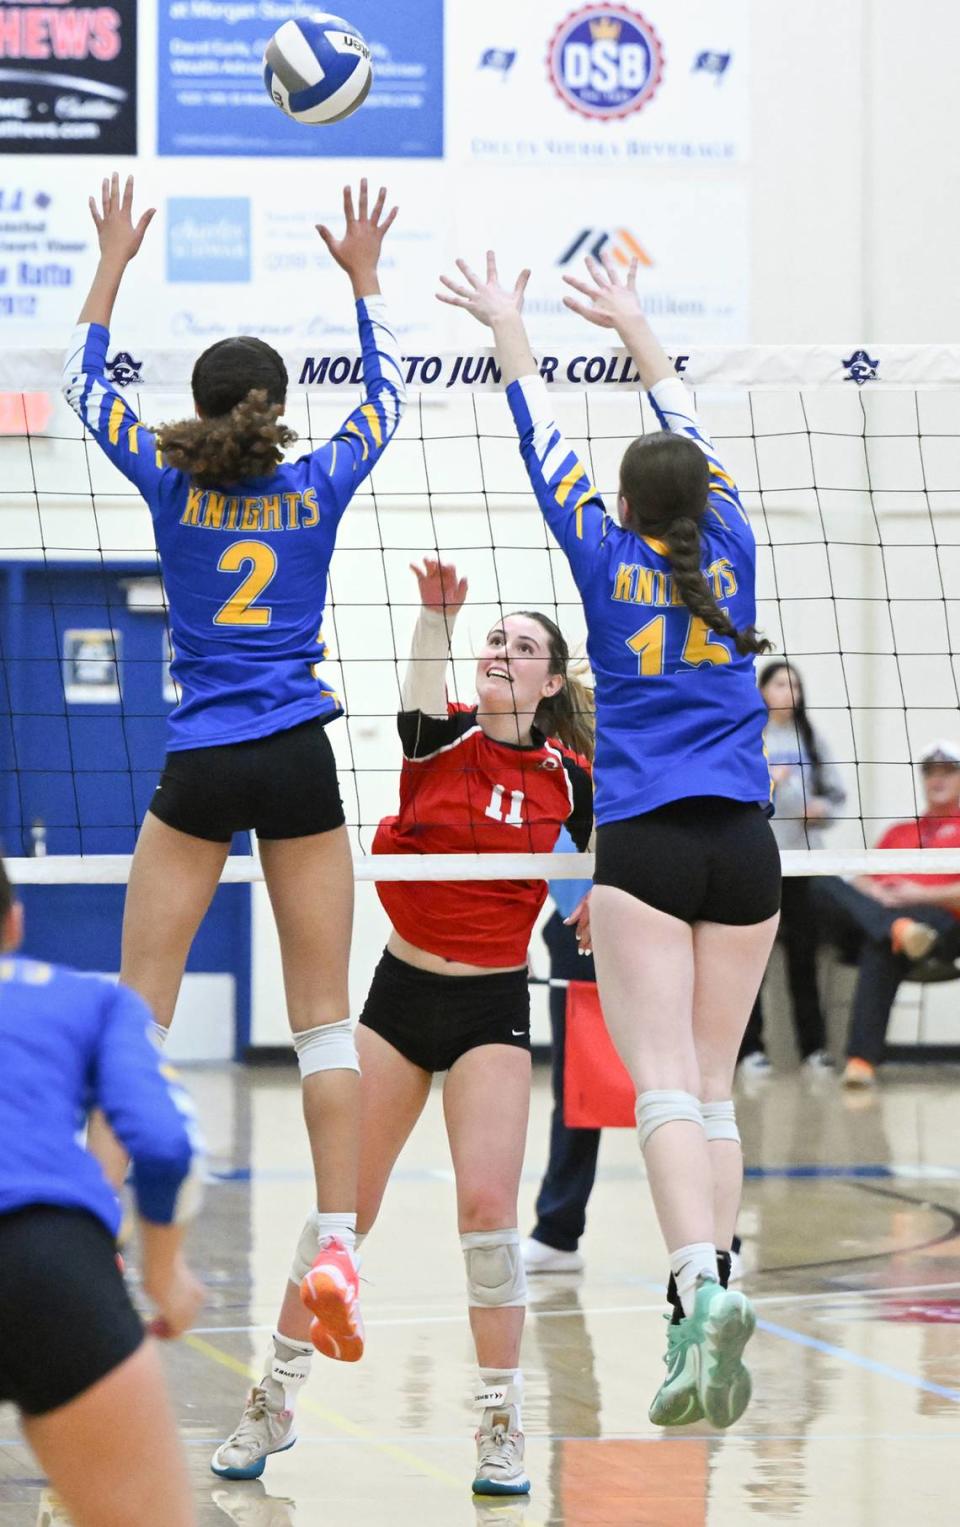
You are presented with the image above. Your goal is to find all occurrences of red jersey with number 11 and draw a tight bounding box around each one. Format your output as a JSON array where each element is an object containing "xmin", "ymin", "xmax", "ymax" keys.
[{"xmin": 373, "ymin": 704, "xmax": 593, "ymax": 967}]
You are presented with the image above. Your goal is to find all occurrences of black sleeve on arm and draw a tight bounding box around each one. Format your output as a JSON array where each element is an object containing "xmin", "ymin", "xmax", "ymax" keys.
[
  {"xmin": 563, "ymin": 758, "xmax": 594, "ymax": 851},
  {"xmin": 397, "ymin": 708, "xmax": 478, "ymax": 760}
]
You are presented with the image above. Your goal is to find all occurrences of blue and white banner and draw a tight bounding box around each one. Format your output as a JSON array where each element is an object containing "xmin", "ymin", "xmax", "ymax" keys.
[
  {"xmin": 157, "ymin": 0, "xmax": 443, "ymax": 158},
  {"xmin": 0, "ymin": 180, "xmax": 94, "ymax": 329},
  {"xmin": 451, "ymin": 0, "xmax": 749, "ymax": 165}
]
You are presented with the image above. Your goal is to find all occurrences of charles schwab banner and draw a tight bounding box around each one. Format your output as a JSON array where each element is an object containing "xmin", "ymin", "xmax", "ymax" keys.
[{"xmin": 0, "ymin": 0, "xmax": 137, "ymax": 153}]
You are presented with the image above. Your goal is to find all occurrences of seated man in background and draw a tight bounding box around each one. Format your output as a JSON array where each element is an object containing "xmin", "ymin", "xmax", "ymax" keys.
[{"xmin": 812, "ymin": 742, "xmax": 960, "ymax": 1088}]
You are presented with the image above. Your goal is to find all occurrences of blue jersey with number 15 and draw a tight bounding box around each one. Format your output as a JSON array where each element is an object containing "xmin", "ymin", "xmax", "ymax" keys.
[
  {"xmin": 507, "ymin": 373, "xmax": 770, "ymax": 827},
  {"xmin": 62, "ymin": 298, "xmax": 405, "ymax": 751}
]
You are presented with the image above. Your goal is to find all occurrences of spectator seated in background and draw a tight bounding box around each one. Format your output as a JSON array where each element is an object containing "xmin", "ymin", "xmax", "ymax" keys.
[
  {"xmin": 812, "ymin": 741, "xmax": 960, "ymax": 1089},
  {"xmin": 738, "ymin": 661, "xmax": 846, "ymax": 1077}
]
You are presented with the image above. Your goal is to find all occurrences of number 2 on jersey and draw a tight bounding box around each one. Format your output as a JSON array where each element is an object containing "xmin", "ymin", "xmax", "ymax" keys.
[
  {"xmin": 627, "ymin": 613, "xmax": 731, "ymax": 674},
  {"xmin": 214, "ymin": 540, "xmax": 277, "ymax": 627}
]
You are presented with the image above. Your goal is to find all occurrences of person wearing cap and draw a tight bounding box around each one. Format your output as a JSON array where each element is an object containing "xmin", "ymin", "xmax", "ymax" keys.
[{"xmin": 811, "ymin": 741, "xmax": 960, "ymax": 1086}]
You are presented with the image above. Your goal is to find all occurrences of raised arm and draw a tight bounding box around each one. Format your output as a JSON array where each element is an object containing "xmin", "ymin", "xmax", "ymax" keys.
[
  {"xmin": 438, "ymin": 251, "xmax": 534, "ymax": 384},
  {"xmin": 437, "ymin": 254, "xmax": 608, "ymax": 588},
  {"xmin": 78, "ymin": 172, "xmax": 156, "ymax": 328},
  {"xmin": 62, "ymin": 174, "xmax": 165, "ymax": 505},
  {"xmin": 401, "ymin": 559, "xmax": 467, "ymax": 717},
  {"xmin": 564, "ymin": 254, "xmax": 748, "ymax": 528},
  {"xmin": 310, "ymin": 181, "xmax": 406, "ymax": 515}
]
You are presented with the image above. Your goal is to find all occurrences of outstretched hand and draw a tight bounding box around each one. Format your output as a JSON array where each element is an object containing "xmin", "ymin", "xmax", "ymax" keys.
[
  {"xmin": 410, "ymin": 557, "xmax": 468, "ymax": 620},
  {"xmin": 317, "ymin": 180, "xmax": 397, "ymax": 294},
  {"xmin": 89, "ymin": 173, "xmax": 156, "ymax": 265},
  {"xmin": 562, "ymin": 253, "xmax": 645, "ymax": 331},
  {"xmin": 437, "ymin": 252, "xmax": 530, "ymax": 329}
]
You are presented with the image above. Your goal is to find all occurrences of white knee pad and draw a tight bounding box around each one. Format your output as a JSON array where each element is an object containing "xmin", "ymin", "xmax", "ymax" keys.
[
  {"xmin": 701, "ymin": 1099, "xmax": 740, "ymax": 1145},
  {"xmin": 289, "ymin": 1210, "xmax": 322, "ymax": 1283},
  {"xmin": 293, "ymin": 1018, "xmax": 359, "ymax": 1078},
  {"xmin": 635, "ymin": 1089, "xmax": 703, "ymax": 1151},
  {"xmin": 461, "ymin": 1229, "xmax": 527, "ymax": 1308}
]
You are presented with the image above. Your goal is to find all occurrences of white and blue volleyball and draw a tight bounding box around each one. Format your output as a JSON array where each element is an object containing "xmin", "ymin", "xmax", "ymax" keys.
[{"xmin": 263, "ymin": 13, "xmax": 372, "ymax": 125}]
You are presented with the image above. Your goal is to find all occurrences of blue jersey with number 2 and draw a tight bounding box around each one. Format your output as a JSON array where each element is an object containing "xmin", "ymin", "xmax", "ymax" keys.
[
  {"xmin": 507, "ymin": 373, "xmax": 770, "ymax": 827},
  {"xmin": 62, "ymin": 298, "xmax": 405, "ymax": 751}
]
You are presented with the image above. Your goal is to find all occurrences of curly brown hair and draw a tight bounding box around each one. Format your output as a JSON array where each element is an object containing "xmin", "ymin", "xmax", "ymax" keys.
[{"xmin": 155, "ymin": 336, "xmax": 296, "ymax": 488}]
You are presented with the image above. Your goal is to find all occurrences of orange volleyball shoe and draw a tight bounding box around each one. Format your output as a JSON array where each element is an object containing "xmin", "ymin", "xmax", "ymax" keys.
[{"xmin": 299, "ymin": 1237, "xmax": 364, "ymax": 1363}]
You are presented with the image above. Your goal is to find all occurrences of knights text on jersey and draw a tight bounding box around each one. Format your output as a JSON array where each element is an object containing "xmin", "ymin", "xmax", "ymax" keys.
[
  {"xmin": 61, "ymin": 298, "xmax": 405, "ymax": 750},
  {"xmin": 506, "ymin": 372, "xmax": 770, "ymax": 826},
  {"xmin": 373, "ymin": 705, "xmax": 593, "ymax": 967}
]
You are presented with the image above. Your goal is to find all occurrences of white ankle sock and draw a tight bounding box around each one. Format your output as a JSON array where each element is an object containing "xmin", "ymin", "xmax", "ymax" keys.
[
  {"xmin": 669, "ymin": 1243, "xmax": 718, "ymax": 1318},
  {"xmin": 314, "ymin": 1213, "xmax": 357, "ymax": 1253},
  {"xmin": 476, "ymin": 1367, "xmax": 524, "ymax": 1430}
]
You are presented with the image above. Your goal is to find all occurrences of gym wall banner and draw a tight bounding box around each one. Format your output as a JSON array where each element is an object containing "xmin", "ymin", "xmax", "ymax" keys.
[
  {"xmin": 156, "ymin": 0, "xmax": 443, "ymax": 158},
  {"xmin": 0, "ymin": 0, "xmax": 137, "ymax": 154}
]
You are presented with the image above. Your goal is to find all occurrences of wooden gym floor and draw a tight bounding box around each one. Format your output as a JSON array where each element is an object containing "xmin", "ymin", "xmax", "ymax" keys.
[{"xmin": 2, "ymin": 1061, "xmax": 960, "ymax": 1526}]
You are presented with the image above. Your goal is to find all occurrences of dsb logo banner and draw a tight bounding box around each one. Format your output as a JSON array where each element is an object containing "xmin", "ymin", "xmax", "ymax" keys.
[{"xmin": 547, "ymin": 6, "xmax": 664, "ymax": 120}]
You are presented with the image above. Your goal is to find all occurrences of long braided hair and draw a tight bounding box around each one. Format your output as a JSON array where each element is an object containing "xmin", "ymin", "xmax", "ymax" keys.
[{"xmin": 618, "ymin": 433, "xmax": 771, "ymax": 658}]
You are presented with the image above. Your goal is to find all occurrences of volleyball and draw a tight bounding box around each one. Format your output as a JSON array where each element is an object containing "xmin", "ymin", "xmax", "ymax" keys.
[{"xmin": 263, "ymin": 13, "xmax": 372, "ymax": 125}]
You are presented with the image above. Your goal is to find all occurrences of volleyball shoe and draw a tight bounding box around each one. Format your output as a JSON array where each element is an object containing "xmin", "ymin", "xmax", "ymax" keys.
[
  {"xmin": 211, "ymin": 1383, "xmax": 299, "ymax": 1481},
  {"xmin": 650, "ymin": 1279, "xmax": 756, "ymax": 1429},
  {"xmin": 300, "ymin": 1236, "xmax": 364, "ymax": 1362},
  {"xmin": 648, "ymin": 1313, "xmax": 704, "ymax": 1426},
  {"xmin": 472, "ymin": 1375, "xmax": 530, "ymax": 1496}
]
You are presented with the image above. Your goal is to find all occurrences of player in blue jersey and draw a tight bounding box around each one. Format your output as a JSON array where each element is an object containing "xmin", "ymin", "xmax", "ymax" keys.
[
  {"xmin": 64, "ymin": 174, "xmax": 405, "ymax": 1369},
  {"xmin": 0, "ymin": 857, "xmax": 203, "ymax": 1526},
  {"xmin": 438, "ymin": 251, "xmax": 781, "ymax": 1430}
]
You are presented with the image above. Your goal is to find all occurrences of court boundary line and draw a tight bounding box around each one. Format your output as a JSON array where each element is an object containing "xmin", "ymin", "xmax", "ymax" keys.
[
  {"xmin": 190, "ymin": 1278, "xmax": 960, "ymax": 1336},
  {"xmin": 186, "ymin": 1332, "xmax": 549, "ymax": 1524}
]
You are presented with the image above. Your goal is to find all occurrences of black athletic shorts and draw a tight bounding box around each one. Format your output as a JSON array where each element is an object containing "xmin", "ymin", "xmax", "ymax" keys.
[
  {"xmin": 149, "ymin": 718, "xmax": 345, "ymax": 842},
  {"xmin": 0, "ymin": 1206, "xmax": 144, "ymax": 1416},
  {"xmin": 594, "ymin": 796, "xmax": 781, "ymax": 926},
  {"xmin": 359, "ymin": 949, "xmax": 531, "ymax": 1073}
]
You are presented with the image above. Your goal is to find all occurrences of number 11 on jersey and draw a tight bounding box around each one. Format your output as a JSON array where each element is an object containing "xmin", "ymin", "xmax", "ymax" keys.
[{"xmin": 485, "ymin": 784, "xmax": 525, "ymax": 827}]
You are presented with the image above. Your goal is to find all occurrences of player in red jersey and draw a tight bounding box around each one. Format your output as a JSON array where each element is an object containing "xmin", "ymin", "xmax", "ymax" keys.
[
  {"xmin": 360, "ymin": 559, "xmax": 593, "ymax": 1497},
  {"xmin": 213, "ymin": 559, "xmax": 592, "ymax": 1496}
]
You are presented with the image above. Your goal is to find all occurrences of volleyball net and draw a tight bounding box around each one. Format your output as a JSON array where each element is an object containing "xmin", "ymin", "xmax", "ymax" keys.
[{"xmin": 3, "ymin": 341, "xmax": 960, "ymax": 884}]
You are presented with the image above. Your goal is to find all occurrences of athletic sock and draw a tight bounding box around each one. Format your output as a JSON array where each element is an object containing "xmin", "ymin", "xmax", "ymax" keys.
[
  {"xmin": 666, "ymin": 1272, "xmax": 683, "ymax": 1326},
  {"xmin": 314, "ymin": 1212, "xmax": 357, "ymax": 1254},
  {"xmin": 717, "ymin": 1250, "xmax": 732, "ymax": 1289},
  {"xmin": 669, "ymin": 1242, "xmax": 718, "ymax": 1318}
]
